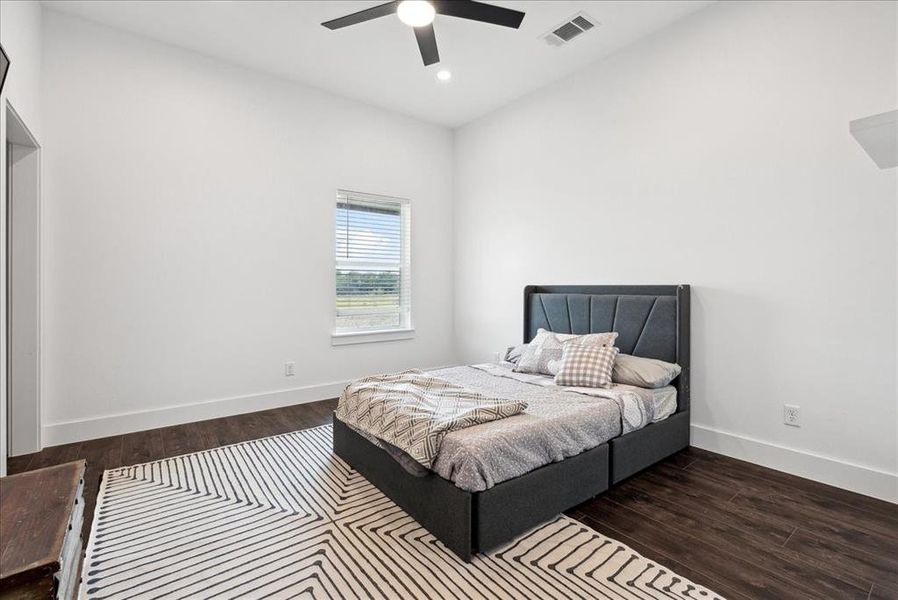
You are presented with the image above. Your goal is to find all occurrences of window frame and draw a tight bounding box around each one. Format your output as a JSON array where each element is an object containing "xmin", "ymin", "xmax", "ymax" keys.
[{"xmin": 331, "ymin": 189, "xmax": 413, "ymax": 346}]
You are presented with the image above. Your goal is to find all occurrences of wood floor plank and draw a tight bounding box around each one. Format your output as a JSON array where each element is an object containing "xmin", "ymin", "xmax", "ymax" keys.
[
  {"xmin": 198, "ymin": 416, "xmax": 243, "ymax": 447},
  {"xmin": 79, "ymin": 435, "xmax": 124, "ymax": 472},
  {"xmin": 283, "ymin": 400, "xmax": 336, "ymax": 430},
  {"xmin": 184, "ymin": 420, "xmax": 223, "ymax": 453},
  {"xmin": 577, "ymin": 497, "xmax": 813, "ymax": 600},
  {"xmin": 730, "ymin": 491, "xmax": 898, "ymax": 558},
  {"xmin": 683, "ymin": 447, "xmax": 898, "ymax": 523},
  {"xmin": 219, "ymin": 412, "xmax": 267, "ymax": 445},
  {"xmin": 121, "ymin": 428, "xmax": 166, "ymax": 465},
  {"xmin": 5, "ymin": 452, "xmax": 36, "ymax": 474},
  {"xmin": 686, "ymin": 457, "xmax": 898, "ymax": 533},
  {"xmin": 159, "ymin": 423, "xmax": 205, "ymax": 457},
  {"xmin": 645, "ymin": 461, "xmax": 746, "ymax": 500},
  {"xmin": 573, "ymin": 512, "xmax": 754, "ymax": 600},
  {"xmin": 623, "ymin": 469, "xmax": 800, "ymax": 545},
  {"xmin": 257, "ymin": 408, "xmax": 299, "ymax": 437},
  {"xmin": 660, "ymin": 448, "xmax": 697, "ymax": 469},
  {"xmin": 869, "ymin": 583, "xmax": 898, "ymax": 600},
  {"xmin": 784, "ymin": 528, "xmax": 898, "ymax": 592},
  {"xmin": 601, "ymin": 485, "xmax": 871, "ymax": 598},
  {"xmin": 19, "ymin": 441, "xmax": 83, "ymax": 473}
]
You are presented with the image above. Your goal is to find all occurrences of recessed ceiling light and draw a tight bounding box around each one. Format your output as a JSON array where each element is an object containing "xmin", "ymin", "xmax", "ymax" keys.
[
  {"xmin": 397, "ymin": 1, "xmax": 436, "ymax": 28},
  {"xmin": 436, "ymin": 69, "xmax": 452, "ymax": 81}
]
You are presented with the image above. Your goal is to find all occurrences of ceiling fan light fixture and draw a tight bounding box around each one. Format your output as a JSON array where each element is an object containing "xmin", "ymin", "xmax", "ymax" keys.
[
  {"xmin": 397, "ymin": 1, "xmax": 436, "ymax": 28},
  {"xmin": 321, "ymin": 1, "xmax": 525, "ymax": 69}
]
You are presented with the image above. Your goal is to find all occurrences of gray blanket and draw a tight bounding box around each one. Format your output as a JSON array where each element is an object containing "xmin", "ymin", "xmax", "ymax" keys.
[{"xmin": 429, "ymin": 365, "xmax": 655, "ymax": 492}]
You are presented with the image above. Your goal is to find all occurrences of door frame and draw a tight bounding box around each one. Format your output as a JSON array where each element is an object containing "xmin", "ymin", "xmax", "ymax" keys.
[{"xmin": 5, "ymin": 101, "xmax": 41, "ymax": 457}]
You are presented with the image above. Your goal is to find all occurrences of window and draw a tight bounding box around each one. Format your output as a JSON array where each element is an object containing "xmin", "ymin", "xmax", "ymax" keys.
[{"xmin": 333, "ymin": 190, "xmax": 411, "ymax": 343}]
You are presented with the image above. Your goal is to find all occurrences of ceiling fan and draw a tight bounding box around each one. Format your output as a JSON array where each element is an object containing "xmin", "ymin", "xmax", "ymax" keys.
[{"xmin": 321, "ymin": 1, "xmax": 526, "ymax": 67}]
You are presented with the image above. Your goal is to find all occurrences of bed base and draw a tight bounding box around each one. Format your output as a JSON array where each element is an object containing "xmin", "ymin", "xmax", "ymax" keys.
[
  {"xmin": 332, "ymin": 412, "xmax": 689, "ymax": 562},
  {"xmin": 611, "ymin": 410, "xmax": 691, "ymax": 484},
  {"xmin": 333, "ymin": 284, "xmax": 691, "ymax": 562}
]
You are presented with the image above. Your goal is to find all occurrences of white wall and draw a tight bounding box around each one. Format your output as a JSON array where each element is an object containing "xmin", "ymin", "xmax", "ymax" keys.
[
  {"xmin": 39, "ymin": 11, "xmax": 455, "ymax": 444},
  {"xmin": 454, "ymin": 1, "xmax": 897, "ymax": 501},
  {"xmin": 0, "ymin": 0, "xmax": 43, "ymax": 475}
]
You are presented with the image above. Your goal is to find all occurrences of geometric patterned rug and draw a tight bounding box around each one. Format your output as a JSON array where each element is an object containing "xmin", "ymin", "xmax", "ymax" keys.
[{"xmin": 81, "ymin": 425, "xmax": 723, "ymax": 599}]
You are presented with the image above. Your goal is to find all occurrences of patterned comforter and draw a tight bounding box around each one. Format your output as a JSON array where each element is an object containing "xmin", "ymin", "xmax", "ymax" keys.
[
  {"xmin": 335, "ymin": 370, "xmax": 527, "ymax": 469},
  {"xmin": 430, "ymin": 365, "xmax": 657, "ymax": 491}
]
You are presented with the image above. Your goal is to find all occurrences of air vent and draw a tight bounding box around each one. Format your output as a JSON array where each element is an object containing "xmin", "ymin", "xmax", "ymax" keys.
[
  {"xmin": 571, "ymin": 16, "xmax": 594, "ymax": 32},
  {"xmin": 544, "ymin": 12, "xmax": 598, "ymax": 46},
  {"xmin": 553, "ymin": 22, "xmax": 583, "ymax": 42}
]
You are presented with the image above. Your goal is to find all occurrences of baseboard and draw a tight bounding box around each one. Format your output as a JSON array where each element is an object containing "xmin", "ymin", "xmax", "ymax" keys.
[
  {"xmin": 42, "ymin": 380, "xmax": 350, "ymax": 447},
  {"xmin": 41, "ymin": 364, "xmax": 464, "ymax": 448},
  {"xmin": 45, "ymin": 386, "xmax": 895, "ymax": 503},
  {"xmin": 690, "ymin": 424, "xmax": 898, "ymax": 504}
]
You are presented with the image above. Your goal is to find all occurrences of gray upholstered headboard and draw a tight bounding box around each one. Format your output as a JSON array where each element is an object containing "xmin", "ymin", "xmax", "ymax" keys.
[{"xmin": 523, "ymin": 285, "xmax": 690, "ymax": 412}]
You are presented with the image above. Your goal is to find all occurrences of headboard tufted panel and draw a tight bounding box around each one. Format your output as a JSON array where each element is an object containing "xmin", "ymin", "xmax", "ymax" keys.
[{"xmin": 523, "ymin": 285, "xmax": 690, "ymax": 412}]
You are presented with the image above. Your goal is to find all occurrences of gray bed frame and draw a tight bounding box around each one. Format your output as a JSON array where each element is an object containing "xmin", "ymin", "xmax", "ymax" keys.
[{"xmin": 333, "ymin": 284, "xmax": 690, "ymax": 562}]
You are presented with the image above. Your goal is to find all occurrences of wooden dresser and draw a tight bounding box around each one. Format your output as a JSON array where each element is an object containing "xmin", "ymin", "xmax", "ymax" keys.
[{"xmin": 0, "ymin": 461, "xmax": 86, "ymax": 599}]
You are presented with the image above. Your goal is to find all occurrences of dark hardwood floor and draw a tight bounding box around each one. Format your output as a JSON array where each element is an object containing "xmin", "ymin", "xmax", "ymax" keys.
[{"xmin": 8, "ymin": 400, "xmax": 897, "ymax": 600}]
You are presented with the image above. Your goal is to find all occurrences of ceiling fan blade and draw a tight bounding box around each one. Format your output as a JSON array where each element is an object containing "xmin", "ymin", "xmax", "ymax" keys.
[
  {"xmin": 433, "ymin": 0, "xmax": 525, "ymax": 29},
  {"xmin": 414, "ymin": 24, "xmax": 440, "ymax": 66},
  {"xmin": 321, "ymin": 1, "xmax": 398, "ymax": 30}
]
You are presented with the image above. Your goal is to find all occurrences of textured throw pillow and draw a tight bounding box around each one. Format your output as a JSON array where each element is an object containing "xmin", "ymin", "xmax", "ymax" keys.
[
  {"xmin": 504, "ymin": 344, "xmax": 527, "ymax": 365},
  {"xmin": 515, "ymin": 329, "xmax": 618, "ymax": 376},
  {"xmin": 555, "ymin": 343, "xmax": 619, "ymax": 388},
  {"xmin": 612, "ymin": 354, "xmax": 682, "ymax": 389}
]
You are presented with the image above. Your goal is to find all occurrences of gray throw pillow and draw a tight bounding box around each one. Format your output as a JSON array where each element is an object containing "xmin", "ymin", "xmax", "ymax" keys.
[
  {"xmin": 612, "ymin": 354, "xmax": 681, "ymax": 388},
  {"xmin": 515, "ymin": 329, "xmax": 618, "ymax": 376},
  {"xmin": 504, "ymin": 344, "xmax": 527, "ymax": 364}
]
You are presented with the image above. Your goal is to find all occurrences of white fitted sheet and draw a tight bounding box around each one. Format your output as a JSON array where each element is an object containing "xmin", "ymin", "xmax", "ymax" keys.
[{"xmin": 651, "ymin": 385, "xmax": 678, "ymax": 422}]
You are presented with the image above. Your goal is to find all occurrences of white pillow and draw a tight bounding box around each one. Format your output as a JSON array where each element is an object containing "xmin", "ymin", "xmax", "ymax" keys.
[
  {"xmin": 514, "ymin": 329, "xmax": 618, "ymax": 376},
  {"xmin": 612, "ymin": 354, "xmax": 681, "ymax": 389}
]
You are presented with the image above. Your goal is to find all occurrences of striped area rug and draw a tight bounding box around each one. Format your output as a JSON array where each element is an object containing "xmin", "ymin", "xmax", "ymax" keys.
[{"xmin": 82, "ymin": 425, "xmax": 722, "ymax": 599}]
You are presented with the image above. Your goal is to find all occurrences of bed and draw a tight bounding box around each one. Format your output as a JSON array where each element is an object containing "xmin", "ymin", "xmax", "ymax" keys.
[{"xmin": 333, "ymin": 284, "xmax": 691, "ymax": 562}]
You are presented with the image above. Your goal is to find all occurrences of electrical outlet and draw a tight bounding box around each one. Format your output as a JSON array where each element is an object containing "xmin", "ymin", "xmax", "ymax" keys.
[
  {"xmin": 284, "ymin": 361, "xmax": 296, "ymax": 377},
  {"xmin": 784, "ymin": 404, "xmax": 801, "ymax": 427}
]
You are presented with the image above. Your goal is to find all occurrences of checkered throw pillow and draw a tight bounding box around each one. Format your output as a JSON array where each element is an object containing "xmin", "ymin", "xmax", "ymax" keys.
[
  {"xmin": 555, "ymin": 342, "xmax": 619, "ymax": 388},
  {"xmin": 515, "ymin": 329, "xmax": 618, "ymax": 376}
]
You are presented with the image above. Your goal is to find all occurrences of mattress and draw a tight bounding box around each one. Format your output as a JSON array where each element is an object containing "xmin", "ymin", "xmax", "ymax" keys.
[{"xmin": 427, "ymin": 365, "xmax": 677, "ymax": 492}]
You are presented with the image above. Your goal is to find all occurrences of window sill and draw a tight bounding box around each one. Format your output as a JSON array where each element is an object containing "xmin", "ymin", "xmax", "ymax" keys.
[{"xmin": 331, "ymin": 328, "xmax": 416, "ymax": 346}]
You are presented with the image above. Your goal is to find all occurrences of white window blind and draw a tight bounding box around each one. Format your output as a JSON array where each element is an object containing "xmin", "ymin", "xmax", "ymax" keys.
[{"xmin": 335, "ymin": 191, "xmax": 411, "ymax": 334}]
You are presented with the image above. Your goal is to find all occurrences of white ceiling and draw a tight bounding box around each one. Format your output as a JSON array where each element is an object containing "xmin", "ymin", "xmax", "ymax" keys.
[{"xmin": 43, "ymin": 1, "xmax": 714, "ymax": 127}]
